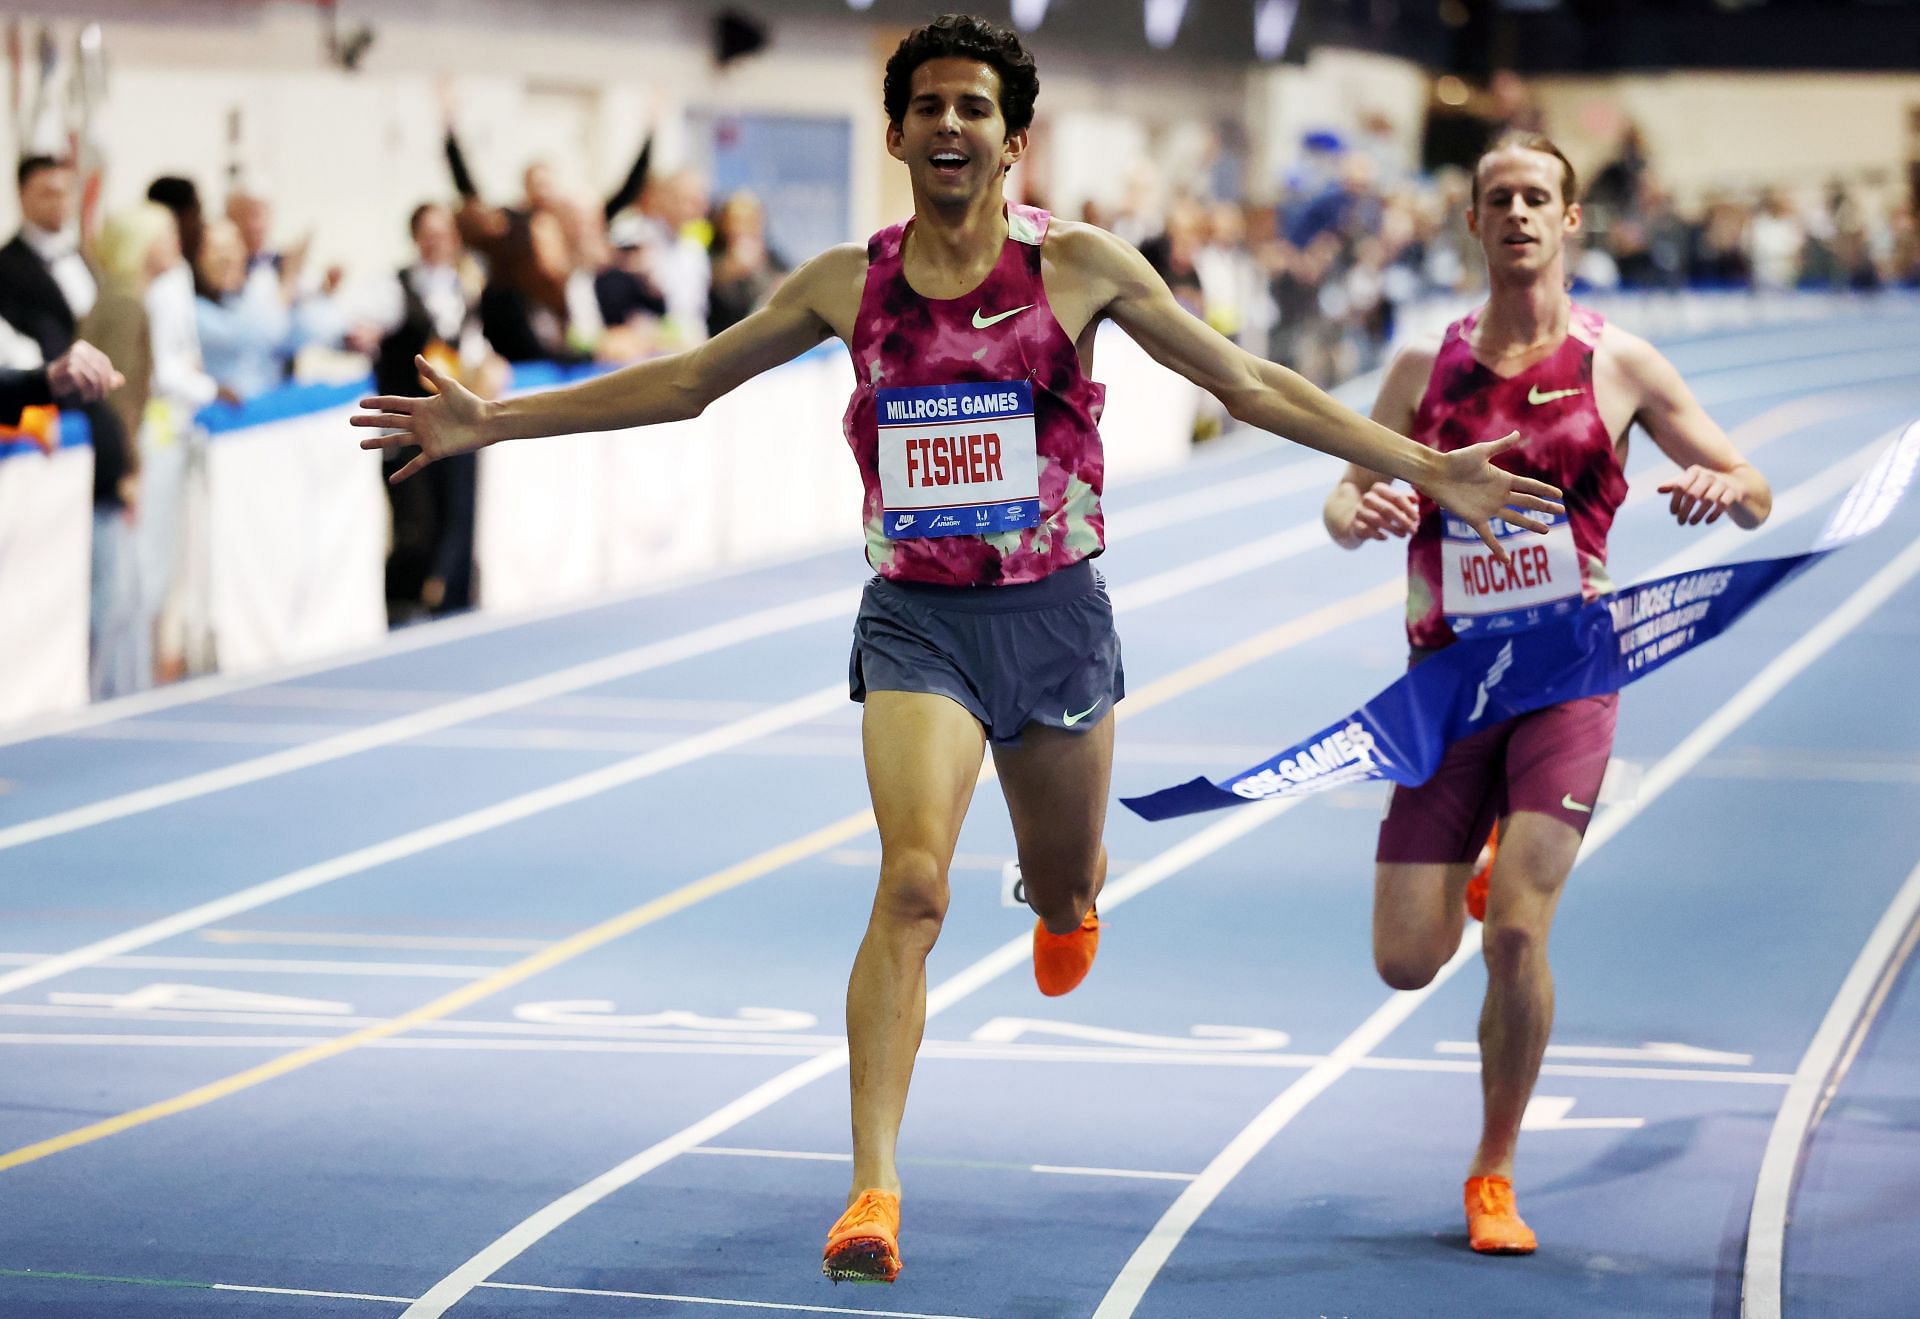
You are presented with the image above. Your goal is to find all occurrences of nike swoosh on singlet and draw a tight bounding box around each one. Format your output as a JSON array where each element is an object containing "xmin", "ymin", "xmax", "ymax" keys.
[
  {"xmin": 1528, "ymin": 386, "xmax": 1583, "ymax": 405},
  {"xmin": 1561, "ymin": 793, "xmax": 1593, "ymax": 814},
  {"xmin": 972, "ymin": 303, "xmax": 1033, "ymax": 330}
]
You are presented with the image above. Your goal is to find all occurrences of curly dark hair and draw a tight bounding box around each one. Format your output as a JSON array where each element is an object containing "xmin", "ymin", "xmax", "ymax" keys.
[{"xmin": 883, "ymin": 13, "xmax": 1039, "ymax": 136}]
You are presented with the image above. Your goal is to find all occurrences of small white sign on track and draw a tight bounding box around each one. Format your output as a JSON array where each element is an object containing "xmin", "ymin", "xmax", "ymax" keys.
[
  {"xmin": 47, "ymin": 983, "xmax": 352, "ymax": 1015},
  {"xmin": 1521, "ymin": 1096, "xmax": 1645, "ymax": 1132},
  {"xmin": 513, "ymin": 1001, "xmax": 818, "ymax": 1032},
  {"xmin": 970, "ymin": 1017, "xmax": 1292, "ymax": 1051}
]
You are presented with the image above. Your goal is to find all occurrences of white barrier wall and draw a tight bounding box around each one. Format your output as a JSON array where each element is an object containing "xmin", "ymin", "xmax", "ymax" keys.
[
  {"xmin": 204, "ymin": 407, "xmax": 390, "ymax": 673},
  {"xmin": 0, "ymin": 440, "xmax": 91, "ymax": 724}
]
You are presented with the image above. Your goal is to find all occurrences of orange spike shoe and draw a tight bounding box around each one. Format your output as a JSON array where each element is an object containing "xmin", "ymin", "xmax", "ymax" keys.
[
  {"xmin": 1033, "ymin": 904, "xmax": 1100, "ymax": 997},
  {"xmin": 822, "ymin": 1188, "xmax": 902, "ymax": 1283},
  {"xmin": 1466, "ymin": 823, "xmax": 1500, "ymax": 923},
  {"xmin": 1464, "ymin": 1175, "xmax": 1537, "ymax": 1254}
]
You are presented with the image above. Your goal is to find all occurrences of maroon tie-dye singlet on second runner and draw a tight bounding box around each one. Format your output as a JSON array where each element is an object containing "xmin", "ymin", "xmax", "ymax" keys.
[
  {"xmin": 1404, "ymin": 303, "xmax": 1628, "ymax": 650},
  {"xmin": 843, "ymin": 203, "xmax": 1108, "ymax": 587}
]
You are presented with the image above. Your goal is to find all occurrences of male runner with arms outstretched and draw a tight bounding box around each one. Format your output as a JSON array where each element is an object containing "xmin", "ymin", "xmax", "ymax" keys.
[
  {"xmin": 356, "ymin": 16, "xmax": 1561, "ymax": 1283},
  {"xmin": 1323, "ymin": 132, "xmax": 1771, "ymax": 1255}
]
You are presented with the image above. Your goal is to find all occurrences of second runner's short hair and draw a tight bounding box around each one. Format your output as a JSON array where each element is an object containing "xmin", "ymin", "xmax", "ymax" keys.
[
  {"xmin": 1472, "ymin": 132, "xmax": 1579, "ymax": 207},
  {"xmin": 883, "ymin": 13, "xmax": 1040, "ymax": 136}
]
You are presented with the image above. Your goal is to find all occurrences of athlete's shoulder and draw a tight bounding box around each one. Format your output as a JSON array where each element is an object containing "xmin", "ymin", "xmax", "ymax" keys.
[
  {"xmin": 784, "ymin": 242, "xmax": 870, "ymax": 310},
  {"xmin": 798, "ymin": 242, "xmax": 873, "ymax": 282},
  {"xmin": 1042, "ymin": 218, "xmax": 1146, "ymax": 276},
  {"xmin": 1383, "ymin": 333, "xmax": 1445, "ymax": 386},
  {"xmin": 1592, "ymin": 319, "xmax": 1668, "ymax": 379}
]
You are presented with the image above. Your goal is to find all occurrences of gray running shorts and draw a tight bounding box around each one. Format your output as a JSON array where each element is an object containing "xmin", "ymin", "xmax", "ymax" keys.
[{"xmin": 849, "ymin": 559, "xmax": 1125, "ymax": 745}]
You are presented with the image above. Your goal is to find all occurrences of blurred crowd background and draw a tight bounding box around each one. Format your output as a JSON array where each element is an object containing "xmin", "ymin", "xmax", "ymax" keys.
[{"xmin": 4, "ymin": 0, "xmax": 1919, "ymax": 709}]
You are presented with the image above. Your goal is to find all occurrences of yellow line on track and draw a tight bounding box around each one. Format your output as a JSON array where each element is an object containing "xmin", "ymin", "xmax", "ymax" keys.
[{"xmin": 0, "ymin": 577, "xmax": 1403, "ymax": 1173}]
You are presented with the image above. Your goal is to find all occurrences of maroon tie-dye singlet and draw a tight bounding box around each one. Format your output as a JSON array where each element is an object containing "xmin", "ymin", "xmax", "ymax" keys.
[
  {"xmin": 1404, "ymin": 303, "xmax": 1628, "ymax": 650},
  {"xmin": 843, "ymin": 203, "xmax": 1108, "ymax": 587}
]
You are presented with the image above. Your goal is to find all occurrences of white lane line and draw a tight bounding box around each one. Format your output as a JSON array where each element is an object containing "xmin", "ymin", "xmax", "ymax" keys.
[
  {"xmin": 0, "ymin": 592, "xmax": 859, "ymax": 854},
  {"xmin": 687, "ymin": 1147, "xmax": 1197, "ymax": 1182},
  {"xmin": 1030, "ymin": 1165, "xmax": 1199, "ymax": 1183},
  {"xmin": 1741, "ymin": 853, "xmax": 1920, "ymax": 1319},
  {"xmin": 0, "ymin": 953, "xmax": 501, "ymax": 979},
  {"xmin": 1090, "ymin": 528, "xmax": 1920, "ymax": 1319},
  {"xmin": 477, "ymin": 1280, "xmax": 983, "ymax": 1318},
  {"xmin": 211, "ymin": 1283, "xmax": 413, "ymax": 1303},
  {"xmin": 692, "ymin": 1146, "xmax": 852, "ymax": 1163},
  {"xmin": 198, "ymin": 930, "xmax": 553, "ymax": 953},
  {"xmin": 221, "ymin": 689, "xmax": 772, "ymax": 720},
  {"xmin": 0, "ymin": 1033, "xmax": 1799, "ymax": 1085},
  {"xmin": 0, "ymin": 685, "xmax": 849, "ymax": 1001},
  {"xmin": 395, "ymin": 798, "xmax": 1300, "ymax": 1318}
]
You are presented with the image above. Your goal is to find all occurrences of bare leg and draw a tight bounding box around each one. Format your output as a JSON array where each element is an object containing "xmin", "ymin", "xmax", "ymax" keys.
[
  {"xmin": 992, "ymin": 715, "xmax": 1115, "ymax": 934},
  {"xmin": 1469, "ymin": 809, "xmax": 1581, "ymax": 1180},
  {"xmin": 846, "ymin": 691, "xmax": 984, "ymax": 1202},
  {"xmin": 1372, "ymin": 860, "xmax": 1474, "ymax": 991}
]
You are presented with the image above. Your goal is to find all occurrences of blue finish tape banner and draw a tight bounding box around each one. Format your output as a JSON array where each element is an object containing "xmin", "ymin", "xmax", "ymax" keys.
[{"xmin": 1122, "ymin": 422, "xmax": 1920, "ymax": 822}]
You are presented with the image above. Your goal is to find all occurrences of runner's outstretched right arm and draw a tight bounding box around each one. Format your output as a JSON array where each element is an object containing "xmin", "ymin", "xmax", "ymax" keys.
[{"xmin": 352, "ymin": 244, "xmax": 864, "ymax": 483}]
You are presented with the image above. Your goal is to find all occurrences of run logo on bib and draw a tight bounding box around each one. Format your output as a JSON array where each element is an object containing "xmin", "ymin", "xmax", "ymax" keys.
[
  {"xmin": 1443, "ymin": 511, "xmax": 1581, "ymax": 635},
  {"xmin": 876, "ymin": 380, "xmax": 1041, "ymax": 539}
]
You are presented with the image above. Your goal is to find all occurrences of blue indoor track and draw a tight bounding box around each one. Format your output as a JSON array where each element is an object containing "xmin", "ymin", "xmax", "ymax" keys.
[{"xmin": 2, "ymin": 309, "xmax": 1918, "ymax": 1318}]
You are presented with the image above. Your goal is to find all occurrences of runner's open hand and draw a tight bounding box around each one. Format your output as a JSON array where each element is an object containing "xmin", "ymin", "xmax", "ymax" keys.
[
  {"xmin": 1425, "ymin": 431, "xmax": 1565, "ymax": 564},
  {"xmin": 1350, "ymin": 481, "xmax": 1420, "ymax": 541},
  {"xmin": 351, "ymin": 355, "xmax": 491, "ymax": 483},
  {"xmin": 1656, "ymin": 464, "xmax": 1739, "ymax": 526}
]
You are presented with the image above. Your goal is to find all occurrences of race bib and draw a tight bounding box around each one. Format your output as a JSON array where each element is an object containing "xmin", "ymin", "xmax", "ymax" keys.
[
  {"xmin": 1442, "ymin": 511, "xmax": 1582, "ymax": 635},
  {"xmin": 876, "ymin": 380, "xmax": 1040, "ymax": 539}
]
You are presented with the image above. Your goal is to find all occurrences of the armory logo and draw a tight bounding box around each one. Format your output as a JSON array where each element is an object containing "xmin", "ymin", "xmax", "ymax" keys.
[{"xmin": 1230, "ymin": 721, "xmax": 1386, "ymax": 800}]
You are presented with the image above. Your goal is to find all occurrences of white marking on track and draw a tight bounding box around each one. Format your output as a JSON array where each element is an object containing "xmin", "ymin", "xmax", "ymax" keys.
[{"xmin": 1521, "ymin": 1096, "xmax": 1645, "ymax": 1131}]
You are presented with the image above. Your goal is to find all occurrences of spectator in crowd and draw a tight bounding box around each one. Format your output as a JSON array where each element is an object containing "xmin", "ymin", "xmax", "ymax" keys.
[
  {"xmin": 144, "ymin": 176, "xmax": 220, "ymax": 414},
  {"xmin": 371, "ymin": 201, "xmax": 497, "ymax": 622},
  {"xmin": 0, "ymin": 155, "xmax": 136, "ymax": 583},
  {"xmin": 1690, "ymin": 192, "xmax": 1752, "ymax": 287},
  {"xmin": 478, "ymin": 208, "xmax": 589, "ymax": 365},
  {"xmin": 551, "ymin": 195, "xmax": 612, "ymax": 356},
  {"xmin": 78, "ymin": 203, "xmax": 178, "ymax": 698},
  {"xmin": 1194, "ymin": 199, "xmax": 1270, "ymax": 351},
  {"xmin": 707, "ymin": 189, "xmax": 787, "ymax": 338},
  {"xmin": 631, "ymin": 168, "xmax": 713, "ymax": 344},
  {"xmin": 194, "ymin": 218, "xmax": 306, "ymax": 400},
  {"xmin": 596, "ymin": 211, "xmax": 670, "ymax": 352},
  {"xmin": 1139, "ymin": 193, "xmax": 1209, "ymax": 318},
  {"xmin": 440, "ymin": 84, "xmax": 654, "ymax": 265},
  {"xmin": 1746, "ymin": 188, "xmax": 1807, "ymax": 291},
  {"xmin": 1610, "ymin": 179, "xmax": 1688, "ymax": 289},
  {"xmin": 227, "ymin": 189, "xmax": 350, "ymax": 374},
  {"xmin": 139, "ymin": 176, "xmax": 221, "ymax": 685}
]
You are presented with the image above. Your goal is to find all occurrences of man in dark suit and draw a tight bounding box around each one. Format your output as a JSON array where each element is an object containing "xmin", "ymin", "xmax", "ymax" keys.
[
  {"xmin": 0, "ymin": 157, "xmax": 97, "ymax": 355},
  {"xmin": 0, "ymin": 155, "xmax": 131, "ymax": 502}
]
